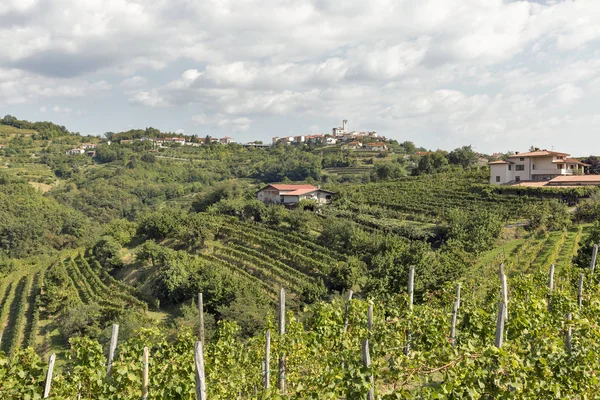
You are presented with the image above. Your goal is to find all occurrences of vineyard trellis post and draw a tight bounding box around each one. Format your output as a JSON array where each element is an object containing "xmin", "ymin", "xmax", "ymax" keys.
[
  {"xmin": 278, "ymin": 287, "xmax": 286, "ymax": 394},
  {"xmin": 43, "ymin": 353, "xmax": 56, "ymax": 399},
  {"xmin": 494, "ymin": 302, "xmax": 505, "ymax": 348},
  {"xmin": 142, "ymin": 347, "xmax": 149, "ymax": 400},
  {"xmin": 408, "ymin": 265, "xmax": 415, "ymax": 310},
  {"xmin": 198, "ymin": 293, "xmax": 205, "ymax": 345},
  {"xmin": 106, "ymin": 324, "xmax": 119, "ymax": 378},
  {"xmin": 578, "ymin": 273, "xmax": 584, "ymax": 308},
  {"xmin": 195, "ymin": 340, "xmax": 207, "ymax": 400},
  {"xmin": 591, "ymin": 244, "xmax": 598, "ymax": 273},
  {"xmin": 499, "ymin": 263, "xmax": 504, "ymax": 280},
  {"xmin": 362, "ymin": 339, "xmax": 375, "ymax": 400},
  {"xmin": 566, "ymin": 313, "xmax": 572, "ymax": 354},
  {"xmin": 368, "ymin": 304, "xmax": 373, "ymax": 332},
  {"xmin": 455, "ymin": 283, "xmax": 461, "ymax": 310},
  {"xmin": 548, "ymin": 264, "xmax": 555, "ymax": 312},
  {"xmin": 405, "ymin": 265, "xmax": 415, "ymax": 356},
  {"xmin": 501, "ymin": 273, "xmax": 508, "ymax": 321},
  {"xmin": 343, "ymin": 290, "xmax": 353, "ymax": 333},
  {"xmin": 450, "ymin": 300, "xmax": 458, "ymax": 347},
  {"xmin": 264, "ymin": 330, "xmax": 271, "ymax": 390}
]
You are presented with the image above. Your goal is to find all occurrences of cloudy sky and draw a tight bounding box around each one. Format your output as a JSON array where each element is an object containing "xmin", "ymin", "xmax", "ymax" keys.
[{"xmin": 2, "ymin": 0, "xmax": 600, "ymax": 154}]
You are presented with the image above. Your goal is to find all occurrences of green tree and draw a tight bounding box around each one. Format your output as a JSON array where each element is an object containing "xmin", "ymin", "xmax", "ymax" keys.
[{"xmin": 448, "ymin": 145, "xmax": 478, "ymax": 168}]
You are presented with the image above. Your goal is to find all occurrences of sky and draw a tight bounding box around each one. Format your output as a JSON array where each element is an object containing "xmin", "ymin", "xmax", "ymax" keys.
[{"xmin": 2, "ymin": 0, "xmax": 600, "ymax": 155}]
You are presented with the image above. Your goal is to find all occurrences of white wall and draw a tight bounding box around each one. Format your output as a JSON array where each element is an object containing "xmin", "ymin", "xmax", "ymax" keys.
[
  {"xmin": 490, "ymin": 164, "xmax": 512, "ymax": 184},
  {"xmin": 257, "ymin": 188, "xmax": 281, "ymax": 203}
]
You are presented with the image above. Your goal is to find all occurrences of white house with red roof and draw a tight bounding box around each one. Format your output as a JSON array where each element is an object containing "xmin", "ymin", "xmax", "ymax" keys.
[
  {"xmin": 257, "ymin": 184, "xmax": 335, "ymax": 205},
  {"xmin": 489, "ymin": 149, "xmax": 589, "ymax": 185}
]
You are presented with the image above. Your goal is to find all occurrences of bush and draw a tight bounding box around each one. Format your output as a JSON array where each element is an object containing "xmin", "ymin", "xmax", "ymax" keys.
[
  {"xmin": 137, "ymin": 209, "xmax": 185, "ymax": 240},
  {"xmin": 91, "ymin": 236, "xmax": 123, "ymax": 269}
]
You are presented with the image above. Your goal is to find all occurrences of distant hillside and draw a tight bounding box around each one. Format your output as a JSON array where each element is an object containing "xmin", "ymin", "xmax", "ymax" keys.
[{"xmin": 0, "ymin": 115, "xmax": 72, "ymax": 140}]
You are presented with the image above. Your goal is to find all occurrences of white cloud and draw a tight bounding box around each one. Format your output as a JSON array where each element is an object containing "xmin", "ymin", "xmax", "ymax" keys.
[
  {"xmin": 120, "ymin": 76, "xmax": 148, "ymax": 88},
  {"xmin": 128, "ymin": 90, "xmax": 171, "ymax": 108},
  {"xmin": 551, "ymin": 83, "xmax": 584, "ymax": 105},
  {"xmin": 51, "ymin": 105, "xmax": 73, "ymax": 114},
  {"xmin": 3, "ymin": 0, "xmax": 600, "ymax": 152},
  {"xmin": 192, "ymin": 113, "xmax": 252, "ymax": 132}
]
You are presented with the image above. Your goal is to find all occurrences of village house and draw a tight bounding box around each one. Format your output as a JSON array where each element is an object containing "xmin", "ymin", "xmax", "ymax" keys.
[
  {"xmin": 0, "ymin": 144, "xmax": 4, "ymax": 149},
  {"xmin": 343, "ymin": 141, "xmax": 363, "ymax": 150},
  {"xmin": 365, "ymin": 142, "xmax": 388, "ymax": 151},
  {"xmin": 219, "ymin": 137, "xmax": 234, "ymax": 144},
  {"xmin": 257, "ymin": 184, "xmax": 335, "ymax": 206},
  {"xmin": 66, "ymin": 148, "xmax": 85, "ymax": 155},
  {"xmin": 489, "ymin": 149, "xmax": 590, "ymax": 185},
  {"xmin": 81, "ymin": 143, "xmax": 96, "ymax": 149},
  {"xmin": 163, "ymin": 137, "xmax": 186, "ymax": 145}
]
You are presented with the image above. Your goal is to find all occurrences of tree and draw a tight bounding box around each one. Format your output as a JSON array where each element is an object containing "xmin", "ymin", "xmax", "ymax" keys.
[
  {"xmin": 399, "ymin": 141, "xmax": 417, "ymax": 154},
  {"xmin": 413, "ymin": 151, "xmax": 449, "ymax": 175},
  {"xmin": 581, "ymin": 156, "xmax": 600, "ymax": 174},
  {"xmin": 443, "ymin": 208, "xmax": 504, "ymax": 255},
  {"xmin": 448, "ymin": 145, "xmax": 478, "ymax": 168},
  {"xmin": 371, "ymin": 162, "xmax": 406, "ymax": 181},
  {"xmin": 91, "ymin": 236, "xmax": 123, "ymax": 269}
]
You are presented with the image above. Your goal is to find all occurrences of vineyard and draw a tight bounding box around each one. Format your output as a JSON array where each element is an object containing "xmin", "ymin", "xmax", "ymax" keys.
[
  {"xmin": 0, "ymin": 255, "xmax": 148, "ymax": 359},
  {"xmin": 339, "ymin": 171, "xmax": 545, "ymax": 222},
  {"xmin": 1, "ymin": 230, "xmax": 599, "ymax": 398}
]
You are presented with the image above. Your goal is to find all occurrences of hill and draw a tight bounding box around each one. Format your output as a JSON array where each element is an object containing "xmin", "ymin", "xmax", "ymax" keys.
[{"xmin": 2, "ymin": 116, "xmax": 600, "ymax": 397}]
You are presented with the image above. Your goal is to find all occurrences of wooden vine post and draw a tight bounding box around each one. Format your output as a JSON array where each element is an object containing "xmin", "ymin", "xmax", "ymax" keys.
[
  {"xmin": 367, "ymin": 304, "xmax": 373, "ymax": 332},
  {"xmin": 450, "ymin": 301, "xmax": 458, "ymax": 347},
  {"xmin": 43, "ymin": 353, "xmax": 56, "ymax": 399},
  {"xmin": 548, "ymin": 264, "xmax": 555, "ymax": 312},
  {"xmin": 278, "ymin": 287, "xmax": 286, "ymax": 394},
  {"xmin": 264, "ymin": 330, "xmax": 271, "ymax": 390},
  {"xmin": 578, "ymin": 273, "xmax": 584, "ymax": 308},
  {"xmin": 198, "ymin": 293, "xmax": 205, "ymax": 345},
  {"xmin": 195, "ymin": 341, "xmax": 207, "ymax": 400},
  {"xmin": 501, "ymin": 273, "xmax": 508, "ymax": 321},
  {"xmin": 106, "ymin": 324, "xmax": 119, "ymax": 378},
  {"xmin": 455, "ymin": 283, "xmax": 461, "ymax": 310},
  {"xmin": 405, "ymin": 265, "xmax": 415, "ymax": 356},
  {"xmin": 361, "ymin": 339, "xmax": 375, "ymax": 400},
  {"xmin": 494, "ymin": 302, "xmax": 505, "ymax": 348},
  {"xmin": 591, "ymin": 244, "xmax": 598, "ymax": 273},
  {"xmin": 343, "ymin": 290, "xmax": 353, "ymax": 333},
  {"xmin": 142, "ymin": 347, "xmax": 149, "ymax": 400},
  {"xmin": 566, "ymin": 313, "xmax": 573, "ymax": 354}
]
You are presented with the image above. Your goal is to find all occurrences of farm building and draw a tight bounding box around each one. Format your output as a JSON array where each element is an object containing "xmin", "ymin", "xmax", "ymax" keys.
[{"xmin": 257, "ymin": 184, "xmax": 334, "ymax": 205}]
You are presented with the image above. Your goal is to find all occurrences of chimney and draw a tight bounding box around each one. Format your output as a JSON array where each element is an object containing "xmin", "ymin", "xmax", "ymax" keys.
[{"xmin": 515, "ymin": 151, "xmax": 519, "ymax": 154}]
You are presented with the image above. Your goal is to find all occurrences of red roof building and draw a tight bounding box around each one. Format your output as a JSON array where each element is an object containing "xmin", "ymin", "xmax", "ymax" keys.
[{"xmin": 257, "ymin": 184, "xmax": 334, "ymax": 205}]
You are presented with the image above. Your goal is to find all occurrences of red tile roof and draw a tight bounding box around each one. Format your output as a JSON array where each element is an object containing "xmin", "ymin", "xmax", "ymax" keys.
[
  {"xmin": 508, "ymin": 150, "xmax": 570, "ymax": 158},
  {"xmin": 488, "ymin": 160, "xmax": 514, "ymax": 165},
  {"xmin": 550, "ymin": 175, "xmax": 600, "ymax": 183},
  {"xmin": 268, "ymin": 184, "xmax": 318, "ymax": 191}
]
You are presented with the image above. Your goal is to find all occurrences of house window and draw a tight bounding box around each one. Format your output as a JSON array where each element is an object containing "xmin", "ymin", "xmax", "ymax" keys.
[
  {"xmin": 557, "ymin": 164, "xmax": 563, "ymax": 169},
  {"xmin": 520, "ymin": 157, "xmax": 525, "ymax": 161},
  {"xmin": 496, "ymin": 176, "xmax": 501, "ymax": 183},
  {"xmin": 532, "ymin": 164, "xmax": 535, "ymax": 170},
  {"xmin": 508, "ymin": 165, "xmax": 512, "ymax": 171},
  {"xmin": 515, "ymin": 165, "xmax": 525, "ymax": 171},
  {"xmin": 515, "ymin": 176, "xmax": 521, "ymax": 182}
]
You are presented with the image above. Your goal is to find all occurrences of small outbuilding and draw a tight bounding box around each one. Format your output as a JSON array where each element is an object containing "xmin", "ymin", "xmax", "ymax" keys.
[{"xmin": 257, "ymin": 184, "xmax": 334, "ymax": 205}]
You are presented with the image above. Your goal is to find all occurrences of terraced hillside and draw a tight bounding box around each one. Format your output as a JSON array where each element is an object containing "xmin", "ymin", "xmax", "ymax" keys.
[
  {"xmin": 340, "ymin": 171, "xmax": 544, "ymax": 222},
  {"xmin": 0, "ymin": 255, "xmax": 148, "ymax": 357}
]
